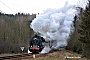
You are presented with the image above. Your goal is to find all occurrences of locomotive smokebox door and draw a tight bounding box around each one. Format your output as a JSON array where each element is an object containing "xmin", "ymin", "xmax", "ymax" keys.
[{"xmin": 29, "ymin": 34, "xmax": 46, "ymax": 53}]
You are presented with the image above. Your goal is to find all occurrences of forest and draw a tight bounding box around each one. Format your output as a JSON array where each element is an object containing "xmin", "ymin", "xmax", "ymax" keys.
[
  {"xmin": 0, "ymin": 0, "xmax": 90, "ymax": 59},
  {"xmin": 67, "ymin": 0, "xmax": 90, "ymax": 58},
  {"xmin": 0, "ymin": 12, "xmax": 36, "ymax": 53}
]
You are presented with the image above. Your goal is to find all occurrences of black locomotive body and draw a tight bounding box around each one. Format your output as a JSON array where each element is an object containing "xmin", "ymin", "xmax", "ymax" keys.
[{"xmin": 29, "ymin": 35, "xmax": 45, "ymax": 53}]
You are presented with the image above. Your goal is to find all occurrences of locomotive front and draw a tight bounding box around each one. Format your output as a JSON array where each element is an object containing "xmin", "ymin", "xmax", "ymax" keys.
[{"xmin": 29, "ymin": 35, "xmax": 45, "ymax": 53}]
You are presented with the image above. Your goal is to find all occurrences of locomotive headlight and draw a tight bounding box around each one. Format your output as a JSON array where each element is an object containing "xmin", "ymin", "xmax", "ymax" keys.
[
  {"xmin": 37, "ymin": 46, "xmax": 39, "ymax": 47},
  {"xmin": 30, "ymin": 46, "xmax": 32, "ymax": 47}
]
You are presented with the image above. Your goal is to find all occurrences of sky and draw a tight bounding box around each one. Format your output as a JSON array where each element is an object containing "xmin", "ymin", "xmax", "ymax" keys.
[{"xmin": 0, "ymin": 0, "xmax": 88, "ymax": 14}]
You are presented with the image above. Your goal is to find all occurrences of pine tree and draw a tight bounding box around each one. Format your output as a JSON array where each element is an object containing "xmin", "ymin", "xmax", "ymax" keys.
[
  {"xmin": 78, "ymin": 1, "xmax": 90, "ymax": 58},
  {"xmin": 78, "ymin": 1, "xmax": 90, "ymax": 44}
]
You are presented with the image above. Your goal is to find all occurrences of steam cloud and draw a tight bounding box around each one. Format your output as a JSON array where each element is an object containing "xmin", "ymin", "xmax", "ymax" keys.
[{"xmin": 30, "ymin": 1, "xmax": 87, "ymax": 53}]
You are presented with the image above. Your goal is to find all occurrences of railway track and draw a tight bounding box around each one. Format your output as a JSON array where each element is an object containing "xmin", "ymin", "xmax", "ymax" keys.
[
  {"xmin": 0, "ymin": 49, "xmax": 62, "ymax": 60},
  {"xmin": 0, "ymin": 53, "xmax": 47, "ymax": 60},
  {"xmin": 0, "ymin": 53, "xmax": 33, "ymax": 60}
]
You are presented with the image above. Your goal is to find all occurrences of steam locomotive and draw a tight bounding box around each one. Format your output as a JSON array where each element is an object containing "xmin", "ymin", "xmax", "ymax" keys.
[{"xmin": 29, "ymin": 34, "xmax": 45, "ymax": 53}]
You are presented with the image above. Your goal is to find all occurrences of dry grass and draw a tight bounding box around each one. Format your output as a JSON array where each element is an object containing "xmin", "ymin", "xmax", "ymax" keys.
[
  {"xmin": 22, "ymin": 49, "xmax": 89, "ymax": 60},
  {"xmin": 0, "ymin": 49, "xmax": 88, "ymax": 60}
]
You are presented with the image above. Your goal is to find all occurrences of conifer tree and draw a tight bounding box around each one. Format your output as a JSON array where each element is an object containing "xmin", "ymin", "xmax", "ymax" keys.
[
  {"xmin": 78, "ymin": 0, "xmax": 90, "ymax": 58},
  {"xmin": 78, "ymin": 1, "xmax": 90, "ymax": 44}
]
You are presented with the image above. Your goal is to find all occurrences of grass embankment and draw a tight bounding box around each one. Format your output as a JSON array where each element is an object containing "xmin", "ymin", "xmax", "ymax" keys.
[{"xmin": 23, "ymin": 49, "xmax": 89, "ymax": 60}]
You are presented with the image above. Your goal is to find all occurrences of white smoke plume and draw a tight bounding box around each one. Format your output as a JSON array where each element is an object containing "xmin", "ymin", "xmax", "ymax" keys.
[{"xmin": 30, "ymin": 1, "xmax": 88, "ymax": 53}]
